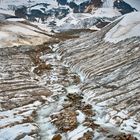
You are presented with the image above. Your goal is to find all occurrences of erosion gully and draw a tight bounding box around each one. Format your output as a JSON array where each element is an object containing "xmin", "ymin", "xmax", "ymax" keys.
[{"xmin": 0, "ymin": 30, "xmax": 138, "ymax": 140}]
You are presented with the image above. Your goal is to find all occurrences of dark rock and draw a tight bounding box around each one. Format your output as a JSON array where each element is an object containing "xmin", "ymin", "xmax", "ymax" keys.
[
  {"xmin": 114, "ymin": 133, "xmax": 138, "ymax": 140},
  {"xmin": 113, "ymin": 0, "xmax": 137, "ymax": 15},
  {"xmin": 15, "ymin": 5, "xmax": 27, "ymax": 19},
  {"xmin": 78, "ymin": 131, "xmax": 94, "ymax": 140},
  {"xmin": 67, "ymin": 93, "xmax": 83, "ymax": 101},
  {"xmin": 52, "ymin": 134, "xmax": 62, "ymax": 140}
]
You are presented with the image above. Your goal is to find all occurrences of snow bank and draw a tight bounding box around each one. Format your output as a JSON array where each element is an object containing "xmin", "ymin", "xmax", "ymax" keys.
[{"xmin": 105, "ymin": 12, "xmax": 140, "ymax": 43}]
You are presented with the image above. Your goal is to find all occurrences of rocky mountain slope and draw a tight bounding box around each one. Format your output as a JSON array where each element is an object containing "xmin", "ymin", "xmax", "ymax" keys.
[
  {"xmin": 56, "ymin": 12, "xmax": 140, "ymax": 139},
  {"xmin": 0, "ymin": 0, "xmax": 140, "ymax": 140}
]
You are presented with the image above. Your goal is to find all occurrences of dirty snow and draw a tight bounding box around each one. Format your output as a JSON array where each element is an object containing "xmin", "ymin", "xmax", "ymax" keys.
[{"xmin": 0, "ymin": 21, "xmax": 50, "ymax": 48}]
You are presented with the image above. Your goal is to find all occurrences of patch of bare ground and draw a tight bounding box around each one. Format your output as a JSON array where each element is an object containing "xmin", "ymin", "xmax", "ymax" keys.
[{"xmin": 51, "ymin": 109, "xmax": 78, "ymax": 132}]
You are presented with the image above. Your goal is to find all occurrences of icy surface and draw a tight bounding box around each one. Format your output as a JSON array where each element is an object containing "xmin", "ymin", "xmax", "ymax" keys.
[{"xmin": 105, "ymin": 12, "xmax": 140, "ymax": 43}]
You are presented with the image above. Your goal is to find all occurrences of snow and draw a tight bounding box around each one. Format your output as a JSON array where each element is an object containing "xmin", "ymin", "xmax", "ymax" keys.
[
  {"xmin": 55, "ymin": 12, "xmax": 99, "ymax": 31},
  {"xmin": 83, "ymin": 90, "xmax": 140, "ymax": 139},
  {"xmin": 120, "ymin": 118, "xmax": 140, "ymax": 138},
  {"xmin": 105, "ymin": 12, "xmax": 140, "ymax": 43},
  {"xmin": 30, "ymin": 5, "xmax": 47, "ymax": 13},
  {"xmin": 66, "ymin": 85, "xmax": 80, "ymax": 94},
  {"xmin": 0, "ymin": 20, "xmax": 51, "ymax": 48},
  {"xmin": 0, "ymin": 123, "xmax": 37, "ymax": 140},
  {"xmin": 5, "ymin": 25, "xmax": 39, "ymax": 35},
  {"xmin": 0, "ymin": 0, "xmax": 140, "ymax": 139},
  {"xmin": 89, "ymin": 25, "xmax": 101, "ymax": 31},
  {"xmin": 0, "ymin": 101, "xmax": 41, "ymax": 139},
  {"xmin": 0, "ymin": 9, "xmax": 14, "ymax": 15},
  {"xmin": 7, "ymin": 18, "xmax": 26, "ymax": 21},
  {"xmin": 40, "ymin": 54, "xmax": 55, "ymax": 61},
  {"xmin": 0, "ymin": 0, "xmax": 57, "ymax": 10},
  {"xmin": 67, "ymin": 0, "xmax": 89, "ymax": 5},
  {"xmin": 0, "ymin": 32, "xmax": 9, "ymax": 40},
  {"xmin": 0, "ymin": 0, "xmax": 126, "ymax": 33},
  {"xmin": 53, "ymin": 7, "xmax": 122, "ymax": 31},
  {"xmin": 36, "ymin": 96, "xmax": 65, "ymax": 139},
  {"xmin": 103, "ymin": 0, "xmax": 113, "ymax": 8},
  {"xmin": 76, "ymin": 110, "xmax": 86, "ymax": 124},
  {"xmin": 93, "ymin": 8, "xmax": 121, "ymax": 18},
  {"xmin": 68, "ymin": 125, "xmax": 92, "ymax": 140},
  {"xmin": 124, "ymin": 0, "xmax": 140, "ymax": 10},
  {"xmin": 20, "ymin": 135, "xmax": 34, "ymax": 140}
]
